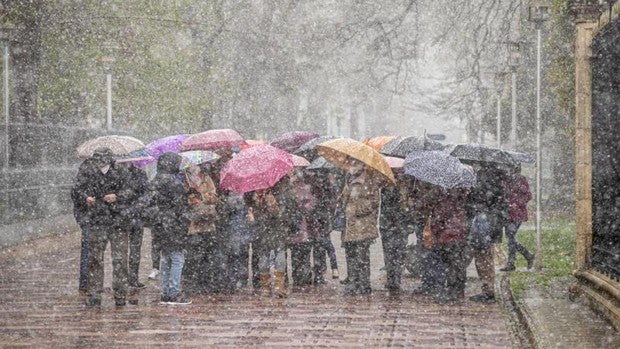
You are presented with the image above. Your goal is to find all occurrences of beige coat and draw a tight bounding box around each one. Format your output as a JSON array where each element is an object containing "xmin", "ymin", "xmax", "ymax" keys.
[{"xmin": 341, "ymin": 172, "xmax": 381, "ymax": 243}]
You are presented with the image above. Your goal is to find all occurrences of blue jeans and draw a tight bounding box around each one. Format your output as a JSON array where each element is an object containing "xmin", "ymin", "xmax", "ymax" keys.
[
  {"xmin": 78, "ymin": 225, "xmax": 90, "ymax": 291},
  {"xmin": 160, "ymin": 250, "xmax": 185, "ymax": 299}
]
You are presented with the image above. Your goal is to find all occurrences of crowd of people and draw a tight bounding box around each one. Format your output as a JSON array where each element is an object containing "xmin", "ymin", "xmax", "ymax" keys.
[{"xmin": 71, "ymin": 141, "xmax": 533, "ymax": 307}]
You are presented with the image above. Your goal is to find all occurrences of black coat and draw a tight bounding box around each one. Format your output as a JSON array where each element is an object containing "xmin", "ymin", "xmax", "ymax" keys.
[
  {"xmin": 148, "ymin": 152, "xmax": 190, "ymax": 252},
  {"xmin": 71, "ymin": 158, "xmax": 97, "ymax": 229},
  {"xmin": 73, "ymin": 161, "xmax": 134, "ymax": 229}
]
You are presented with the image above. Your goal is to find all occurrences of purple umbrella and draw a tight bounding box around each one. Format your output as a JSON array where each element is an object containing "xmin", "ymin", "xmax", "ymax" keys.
[
  {"xmin": 270, "ymin": 131, "xmax": 319, "ymax": 153},
  {"xmin": 134, "ymin": 134, "xmax": 190, "ymax": 167}
]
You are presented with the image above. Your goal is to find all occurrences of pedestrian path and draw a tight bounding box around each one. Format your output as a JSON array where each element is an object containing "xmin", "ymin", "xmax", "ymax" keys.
[{"xmin": 0, "ymin": 228, "xmax": 515, "ymax": 348}]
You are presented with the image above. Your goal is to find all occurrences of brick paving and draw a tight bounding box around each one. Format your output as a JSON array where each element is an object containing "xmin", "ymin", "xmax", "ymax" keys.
[{"xmin": 0, "ymin": 229, "xmax": 515, "ymax": 348}]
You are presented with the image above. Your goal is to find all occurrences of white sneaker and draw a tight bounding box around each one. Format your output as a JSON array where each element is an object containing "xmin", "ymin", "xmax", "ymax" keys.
[
  {"xmin": 332, "ymin": 269, "xmax": 339, "ymax": 279},
  {"xmin": 148, "ymin": 269, "xmax": 159, "ymax": 280}
]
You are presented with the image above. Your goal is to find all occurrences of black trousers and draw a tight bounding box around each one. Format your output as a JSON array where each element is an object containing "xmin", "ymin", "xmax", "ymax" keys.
[
  {"xmin": 433, "ymin": 240, "xmax": 468, "ymax": 299},
  {"xmin": 290, "ymin": 242, "xmax": 313, "ymax": 286},
  {"xmin": 343, "ymin": 239, "xmax": 372, "ymax": 294},
  {"xmin": 381, "ymin": 228, "xmax": 407, "ymax": 288},
  {"xmin": 128, "ymin": 220, "xmax": 144, "ymax": 285}
]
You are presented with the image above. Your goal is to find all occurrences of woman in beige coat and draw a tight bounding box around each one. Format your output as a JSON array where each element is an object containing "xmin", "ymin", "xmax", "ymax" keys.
[{"xmin": 341, "ymin": 161, "xmax": 381, "ymax": 295}]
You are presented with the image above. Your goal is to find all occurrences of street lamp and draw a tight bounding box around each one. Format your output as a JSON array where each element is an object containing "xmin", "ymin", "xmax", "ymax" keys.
[
  {"xmin": 494, "ymin": 71, "xmax": 507, "ymax": 149},
  {"xmin": 101, "ymin": 55, "xmax": 115, "ymax": 131},
  {"xmin": 0, "ymin": 19, "xmax": 13, "ymax": 170},
  {"xmin": 508, "ymin": 41, "xmax": 522, "ymax": 150},
  {"xmin": 529, "ymin": 0, "xmax": 550, "ymax": 271}
]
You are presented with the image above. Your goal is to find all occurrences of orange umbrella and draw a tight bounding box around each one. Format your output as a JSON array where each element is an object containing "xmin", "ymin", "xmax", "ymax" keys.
[
  {"xmin": 362, "ymin": 135, "xmax": 397, "ymax": 151},
  {"xmin": 316, "ymin": 138, "xmax": 395, "ymax": 183}
]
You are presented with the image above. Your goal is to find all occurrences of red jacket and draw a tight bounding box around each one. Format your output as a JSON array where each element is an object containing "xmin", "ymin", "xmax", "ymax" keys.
[
  {"xmin": 504, "ymin": 175, "xmax": 532, "ymax": 222},
  {"xmin": 430, "ymin": 189, "xmax": 468, "ymax": 245}
]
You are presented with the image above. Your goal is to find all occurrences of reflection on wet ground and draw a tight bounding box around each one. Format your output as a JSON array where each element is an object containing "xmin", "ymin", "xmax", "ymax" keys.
[{"xmin": 0, "ymin": 229, "xmax": 512, "ymax": 348}]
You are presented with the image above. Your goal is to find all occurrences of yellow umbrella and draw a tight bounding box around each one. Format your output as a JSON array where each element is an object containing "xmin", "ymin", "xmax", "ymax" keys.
[
  {"xmin": 316, "ymin": 138, "xmax": 395, "ymax": 183},
  {"xmin": 362, "ymin": 135, "xmax": 398, "ymax": 151}
]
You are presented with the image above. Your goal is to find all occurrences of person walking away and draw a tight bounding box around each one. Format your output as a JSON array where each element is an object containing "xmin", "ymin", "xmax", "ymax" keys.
[
  {"xmin": 247, "ymin": 176, "xmax": 300, "ymax": 298},
  {"xmin": 500, "ymin": 165, "xmax": 534, "ymax": 271},
  {"xmin": 309, "ymin": 170, "xmax": 340, "ymax": 283},
  {"xmin": 71, "ymin": 157, "xmax": 97, "ymax": 294},
  {"xmin": 122, "ymin": 162, "xmax": 149, "ymax": 289},
  {"xmin": 182, "ymin": 162, "xmax": 219, "ymax": 294},
  {"xmin": 77, "ymin": 148, "xmax": 133, "ymax": 307},
  {"xmin": 379, "ymin": 174, "xmax": 410, "ymax": 293},
  {"xmin": 466, "ymin": 163, "xmax": 508, "ymax": 303},
  {"xmin": 149, "ymin": 152, "xmax": 191, "ymax": 305},
  {"xmin": 289, "ymin": 170, "xmax": 314, "ymax": 287},
  {"xmin": 341, "ymin": 161, "xmax": 381, "ymax": 295}
]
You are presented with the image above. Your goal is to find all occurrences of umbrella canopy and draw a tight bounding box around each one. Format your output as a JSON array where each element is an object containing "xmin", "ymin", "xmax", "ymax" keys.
[
  {"xmin": 291, "ymin": 154, "xmax": 311, "ymax": 167},
  {"xmin": 307, "ymin": 156, "xmax": 336, "ymax": 171},
  {"xmin": 505, "ymin": 150, "xmax": 535, "ymax": 166},
  {"xmin": 380, "ymin": 136, "xmax": 445, "ymax": 158},
  {"xmin": 180, "ymin": 129, "xmax": 246, "ymax": 152},
  {"xmin": 129, "ymin": 134, "xmax": 190, "ymax": 167},
  {"xmin": 179, "ymin": 150, "xmax": 221, "ymax": 170},
  {"xmin": 240, "ymin": 139, "xmax": 268, "ymax": 150},
  {"xmin": 294, "ymin": 135, "xmax": 336, "ymax": 161},
  {"xmin": 115, "ymin": 149, "xmax": 154, "ymax": 164},
  {"xmin": 270, "ymin": 131, "xmax": 319, "ymax": 153},
  {"xmin": 383, "ymin": 155, "xmax": 404, "ymax": 169},
  {"xmin": 403, "ymin": 151, "xmax": 476, "ymax": 189},
  {"xmin": 220, "ymin": 144, "xmax": 294, "ymax": 194},
  {"xmin": 316, "ymin": 138, "xmax": 395, "ymax": 183},
  {"xmin": 77, "ymin": 135, "xmax": 145, "ymax": 158},
  {"xmin": 448, "ymin": 143, "xmax": 516, "ymax": 166},
  {"xmin": 363, "ymin": 135, "xmax": 398, "ymax": 151}
]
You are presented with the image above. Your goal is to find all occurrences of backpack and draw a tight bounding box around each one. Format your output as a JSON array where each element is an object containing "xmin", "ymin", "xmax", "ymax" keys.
[{"xmin": 468, "ymin": 213, "xmax": 492, "ymax": 250}]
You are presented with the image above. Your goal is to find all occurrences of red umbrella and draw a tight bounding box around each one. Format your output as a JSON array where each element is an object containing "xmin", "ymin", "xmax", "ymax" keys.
[
  {"xmin": 270, "ymin": 131, "xmax": 319, "ymax": 153},
  {"xmin": 220, "ymin": 144, "xmax": 294, "ymax": 194},
  {"xmin": 180, "ymin": 129, "xmax": 247, "ymax": 151}
]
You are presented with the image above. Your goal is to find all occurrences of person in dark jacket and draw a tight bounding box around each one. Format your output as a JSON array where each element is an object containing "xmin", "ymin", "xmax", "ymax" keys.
[
  {"xmin": 76, "ymin": 147, "xmax": 134, "ymax": 307},
  {"xmin": 71, "ymin": 157, "xmax": 97, "ymax": 293},
  {"xmin": 379, "ymin": 178, "xmax": 410, "ymax": 292},
  {"xmin": 309, "ymin": 170, "xmax": 340, "ymax": 283},
  {"xmin": 122, "ymin": 162, "xmax": 149, "ymax": 288},
  {"xmin": 500, "ymin": 165, "xmax": 534, "ymax": 271},
  {"xmin": 466, "ymin": 163, "xmax": 508, "ymax": 303},
  {"xmin": 149, "ymin": 152, "xmax": 191, "ymax": 304}
]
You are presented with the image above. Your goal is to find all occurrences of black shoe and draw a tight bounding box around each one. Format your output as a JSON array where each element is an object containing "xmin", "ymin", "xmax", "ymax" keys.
[
  {"xmin": 114, "ymin": 298, "xmax": 126, "ymax": 306},
  {"xmin": 344, "ymin": 286, "xmax": 371, "ymax": 296},
  {"xmin": 339, "ymin": 277, "xmax": 350, "ymax": 285},
  {"xmin": 499, "ymin": 265, "xmax": 516, "ymax": 272},
  {"xmin": 411, "ymin": 284, "xmax": 432, "ymax": 295},
  {"xmin": 469, "ymin": 293, "xmax": 496, "ymax": 303},
  {"xmin": 526, "ymin": 255, "xmax": 535, "ymax": 270},
  {"xmin": 168, "ymin": 296, "xmax": 192, "ymax": 305},
  {"xmin": 85, "ymin": 297, "xmax": 101, "ymax": 307},
  {"xmin": 130, "ymin": 282, "xmax": 147, "ymax": 289},
  {"xmin": 385, "ymin": 283, "xmax": 401, "ymax": 292}
]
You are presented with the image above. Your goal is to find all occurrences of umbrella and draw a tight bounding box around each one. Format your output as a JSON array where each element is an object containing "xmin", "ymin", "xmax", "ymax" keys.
[
  {"xmin": 383, "ymin": 155, "xmax": 404, "ymax": 169},
  {"xmin": 403, "ymin": 151, "xmax": 476, "ymax": 189},
  {"xmin": 270, "ymin": 131, "xmax": 319, "ymax": 153},
  {"xmin": 307, "ymin": 156, "xmax": 336, "ymax": 171},
  {"xmin": 180, "ymin": 129, "xmax": 246, "ymax": 152},
  {"xmin": 316, "ymin": 138, "xmax": 395, "ymax": 183},
  {"xmin": 294, "ymin": 135, "xmax": 336, "ymax": 161},
  {"xmin": 115, "ymin": 149, "xmax": 154, "ymax": 164},
  {"xmin": 291, "ymin": 154, "xmax": 311, "ymax": 167},
  {"xmin": 179, "ymin": 150, "xmax": 221, "ymax": 170},
  {"xmin": 240, "ymin": 139, "xmax": 268, "ymax": 150},
  {"xmin": 363, "ymin": 136, "xmax": 398, "ymax": 151},
  {"xmin": 448, "ymin": 143, "xmax": 517, "ymax": 166},
  {"xmin": 220, "ymin": 144, "xmax": 294, "ymax": 194},
  {"xmin": 506, "ymin": 150, "xmax": 535, "ymax": 165},
  {"xmin": 77, "ymin": 135, "xmax": 145, "ymax": 158},
  {"xmin": 380, "ymin": 136, "xmax": 445, "ymax": 158},
  {"xmin": 130, "ymin": 134, "xmax": 190, "ymax": 167}
]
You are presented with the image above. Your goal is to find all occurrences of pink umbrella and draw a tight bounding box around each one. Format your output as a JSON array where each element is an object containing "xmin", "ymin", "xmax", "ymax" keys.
[
  {"xmin": 384, "ymin": 155, "xmax": 405, "ymax": 169},
  {"xmin": 180, "ymin": 129, "xmax": 247, "ymax": 152},
  {"xmin": 270, "ymin": 131, "xmax": 319, "ymax": 153},
  {"xmin": 291, "ymin": 154, "xmax": 310, "ymax": 167},
  {"xmin": 220, "ymin": 144, "xmax": 294, "ymax": 194}
]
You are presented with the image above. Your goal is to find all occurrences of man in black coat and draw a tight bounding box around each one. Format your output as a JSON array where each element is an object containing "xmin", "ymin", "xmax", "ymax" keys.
[
  {"xmin": 76, "ymin": 147, "xmax": 134, "ymax": 307},
  {"xmin": 71, "ymin": 157, "xmax": 97, "ymax": 293},
  {"xmin": 124, "ymin": 163, "xmax": 149, "ymax": 288}
]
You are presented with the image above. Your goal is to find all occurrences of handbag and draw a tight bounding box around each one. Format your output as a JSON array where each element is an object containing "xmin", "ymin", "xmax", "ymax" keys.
[{"xmin": 468, "ymin": 213, "xmax": 492, "ymax": 250}]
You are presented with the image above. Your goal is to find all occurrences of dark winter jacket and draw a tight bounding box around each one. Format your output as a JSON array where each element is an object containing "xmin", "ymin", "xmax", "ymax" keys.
[
  {"xmin": 73, "ymin": 160, "xmax": 134, "ymax": 229},
  {"xmin": 308, "ymin": 174, "xmax": 334, "ymax": 239},
  {"xmin": 71, "ymin": 158, "xmax": 97, "ymax": 229},
  {"xmin": 504, "ymin": 174, "xmax": 532, "ymax": 223},
  {"xmin": 430, "ymin": 188, "xmax": 468, "ymax": 245},
  {"xmin": 148, "ymin": 152, "xmax": 190, "ymax": 252},
  {"xmin": 126, "ymin": 165, "xmax": 149, "ymax": 223},
  {"xmin": 379, "ymin": 186, "xmax": 410, "ymax": 232}
]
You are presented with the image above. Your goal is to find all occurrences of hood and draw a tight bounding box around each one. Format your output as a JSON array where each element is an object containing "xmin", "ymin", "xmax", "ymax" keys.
[{"xmin": 157, "ymin": 152, "xmax": 182, "ymax": 174}]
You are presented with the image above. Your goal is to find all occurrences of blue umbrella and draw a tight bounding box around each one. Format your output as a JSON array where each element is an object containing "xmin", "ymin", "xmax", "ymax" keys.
[{"xmin": 404, "ymin": 151, "xmax": 476, "ymax": 189}]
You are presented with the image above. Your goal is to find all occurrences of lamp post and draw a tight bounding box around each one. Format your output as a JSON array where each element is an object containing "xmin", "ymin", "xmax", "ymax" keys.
[
  {"xmin": 508, "ymin": 42, "xmax": 522, "ymax": 150},
  {"xmin": 529, "ymin": 0, "xmax": 550, "ymax": 271},
  {"xmin": 101, "ymin": 55, "xmax": 114, "ymax": 131},
  {"xmin": 0, "ymin": 20, "xmax": 12, "ymax": 170},
  {"xmin": 494, "ymin": 72, "xmax": 507, "ymax": 149}
]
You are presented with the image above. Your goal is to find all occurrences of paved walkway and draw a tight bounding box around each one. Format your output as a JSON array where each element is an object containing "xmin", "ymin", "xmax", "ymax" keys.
[{"xmin": 0, "ymin": 228, "xmax": 516, "ymax": 348}]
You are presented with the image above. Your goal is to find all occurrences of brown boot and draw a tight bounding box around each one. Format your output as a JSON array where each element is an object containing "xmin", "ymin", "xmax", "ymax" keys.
[
  {"xmin": 274, "ymin": 271, "xmax": 287, "ymax": 298},
  {"xmin": 259, "ymin": 274, "xmax": 271, "ymax": 297}
]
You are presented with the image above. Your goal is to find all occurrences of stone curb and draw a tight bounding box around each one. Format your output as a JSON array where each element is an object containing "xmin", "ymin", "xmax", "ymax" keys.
[{"xmin": 498, "ymin": 272, "xmax": 537, "ymax": 349}]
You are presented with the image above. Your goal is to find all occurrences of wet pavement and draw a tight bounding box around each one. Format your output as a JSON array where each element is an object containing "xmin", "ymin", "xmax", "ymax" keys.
[{"xmin": 0, "ymin": 229, "xmax": 515, "ymax": 348}]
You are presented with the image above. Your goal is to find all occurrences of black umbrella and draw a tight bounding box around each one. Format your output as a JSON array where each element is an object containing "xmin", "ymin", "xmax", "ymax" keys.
[
  {"xmin": 505, "ymin": 150, "xmax": 535, "ymax": 166},
  {"xmin": 294, "ymin": 136, "xmax": 336, "ymax": 161},
  {"xmin": 448, "ymin": 143, "xmax": 517, "ymax": 166},
  {"xmin": 380, "ymin": 136, "xmax": 445, "ymax": 158},
  {"xmin": 404, "ymin": 151, "xmax": 476, "ymax": 189},
  {"xmin": 306, "ymin": 156, "xmax": 337, "ymax": 171}
]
